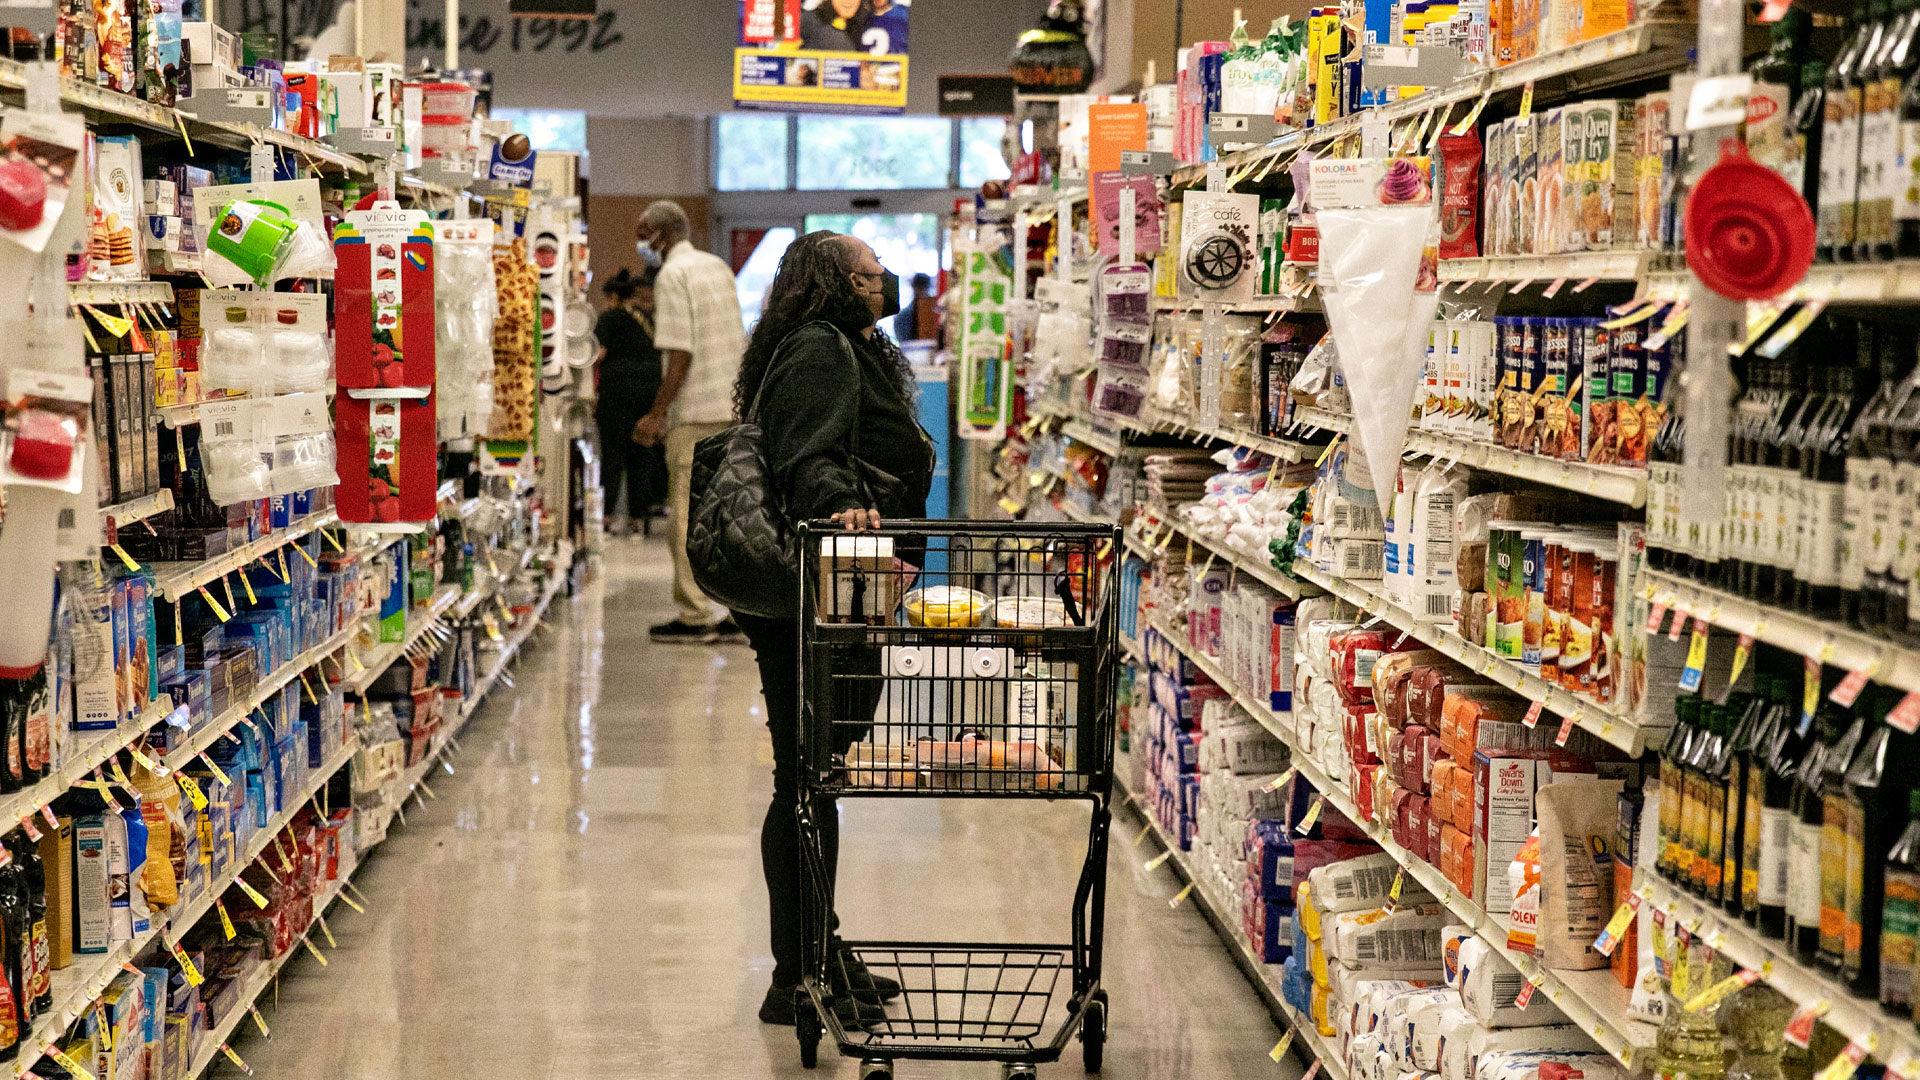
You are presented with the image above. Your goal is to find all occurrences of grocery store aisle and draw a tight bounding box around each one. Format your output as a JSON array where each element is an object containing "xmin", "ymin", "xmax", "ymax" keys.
[{"xmin": 218, "ymin": 540, "xmax": 1290, "ymax": 1080}]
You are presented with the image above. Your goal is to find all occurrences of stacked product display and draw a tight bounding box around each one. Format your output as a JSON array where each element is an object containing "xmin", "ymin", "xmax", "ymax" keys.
[
  {"xmin": 972, "ymin": 0, "xmax": 1920, "ymax": 1076},
  {"xmin": 0, "ymin": 24, "xmax": 599, "ymax": 1078}
]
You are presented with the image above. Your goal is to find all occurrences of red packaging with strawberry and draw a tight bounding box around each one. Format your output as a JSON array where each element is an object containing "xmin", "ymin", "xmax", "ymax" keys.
[
  {"xmin": 336, "ymin": 395, "xmax": 437, "ymax": 523},
  {"xmin": 333, "ymin": 210, "xmax": 437, "ymax": 389}
]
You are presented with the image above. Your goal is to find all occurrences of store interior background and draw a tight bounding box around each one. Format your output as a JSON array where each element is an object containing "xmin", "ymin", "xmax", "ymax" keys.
[{"xmin": 209, "ymin": 0, "xmax": 1315, "ymax": 320}]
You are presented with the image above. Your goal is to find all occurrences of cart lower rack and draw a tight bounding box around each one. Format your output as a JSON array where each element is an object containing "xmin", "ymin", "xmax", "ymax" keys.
[{"xmin": 794, "ymin": 521, "xmax": 1121, "ymax": 1078}]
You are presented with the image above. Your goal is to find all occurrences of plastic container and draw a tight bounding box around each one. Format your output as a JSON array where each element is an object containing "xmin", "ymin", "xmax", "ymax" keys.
[
  {"xmin": 903, "ymin": 587, "xmax": 990, "ymax": 628},
  {"xmin": 418, "ymin": 82, "xmax": 478, "ymax": 120},
  {"xmin": 419, "ymin": 115, "xmax": 471, "ymax": 160}
]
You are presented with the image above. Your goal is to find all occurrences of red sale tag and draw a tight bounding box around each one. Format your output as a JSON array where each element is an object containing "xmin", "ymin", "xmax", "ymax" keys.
[
  {"xmin": 1644, "ymin": 602, "xmax": 1669, "ymax": 635},
  {"xmin": 1829, "ymin": 666, "xmax": 1872, "ymax": 708},
  {"xmin": 1555, "ymin": 711, "xmax": 1576, "ymax": 747},
  {"xmin": 1515, "ymin": 980, "xmax": 1537, "ymax": 1009},
  {"xmin": 1892, "ymin": 691, "xmax": 1920, "ymax": 735},
  {"xmin": 1523, "ymin": 701, "xmax": 1544, "ymax": 729},
  {"xmin": 1668, "ymin": 608, "xmax": 1689, "ymax": 642}
]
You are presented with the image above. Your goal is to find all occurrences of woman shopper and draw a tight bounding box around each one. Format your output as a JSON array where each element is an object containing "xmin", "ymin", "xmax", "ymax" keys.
[
  {"xmin": 728, "ymin": 231, "xmax": 933, "ymax": 1026},
  {"xmin": 594, "ymin": 268, "xmax": 667, "ymax": 536}
]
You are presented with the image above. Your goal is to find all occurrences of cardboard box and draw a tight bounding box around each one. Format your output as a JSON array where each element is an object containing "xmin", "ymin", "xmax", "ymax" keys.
[
  {"xmin": 180, "ymin": 21, "xmax": 238, "ymax": 68},
  {"xmin": 72, "ymin": 814, "xmax": 110, "ymax": 954},
  {"xmin": 816, "ymin": 535, "xmax": 902, "ymax": 624},
  {"xmin": 1472, "ymin": 752, "xmax": 1550, "ymax": 911},
  {"xmin": 40, "ymin": 818, "xmax": 72, "ymax": 971},
  {"xmin": 1581, "ymin": 99, "xmax": 1635, "ymax": 249}
]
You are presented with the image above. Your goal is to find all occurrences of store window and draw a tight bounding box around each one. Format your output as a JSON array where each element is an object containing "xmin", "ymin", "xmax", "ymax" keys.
[
  {"xmin": 490, "ymin": 109, "xmax": 587, "ymax": 152},
  {"xmin": 795, "ymin": 116, "xmax": 954, "ymax": 190},
  {"xmin": 958, "ymin": 118, "xmax": 1013, "ymax": 188},
  {"xmin": 715, "ymin": 113, "xmax": 791, "ymax": 191},
  {"xmin": 734, "ymin": 227, "xmax": 799, "ymax": 329}
]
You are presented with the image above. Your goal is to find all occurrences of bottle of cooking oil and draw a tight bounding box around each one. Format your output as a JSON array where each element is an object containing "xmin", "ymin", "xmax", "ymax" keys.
[
  {"xmin": 1725, "ymin": 984, "xmax": 1793, "ymax": 1080},
  {"xmin": 1656, "ymin": 941, "xmax": 1731, "ymax": 1080}
]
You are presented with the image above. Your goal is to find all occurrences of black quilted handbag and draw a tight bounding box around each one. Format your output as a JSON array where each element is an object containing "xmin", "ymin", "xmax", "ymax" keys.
[{"xmin": 686, "ymin": 323, "xmax": 859, "ymax": 620}]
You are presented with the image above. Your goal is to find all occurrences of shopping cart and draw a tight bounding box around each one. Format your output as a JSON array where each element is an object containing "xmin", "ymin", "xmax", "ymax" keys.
[{"xmin": 793, "ymin": 520, "xmax": 1120, "ymax": 1080}]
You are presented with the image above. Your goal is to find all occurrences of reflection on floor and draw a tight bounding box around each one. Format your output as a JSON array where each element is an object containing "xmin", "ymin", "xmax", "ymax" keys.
[{"xmin": 218, "ymin": 538, "xmax": 1294, "ymax": 1080}]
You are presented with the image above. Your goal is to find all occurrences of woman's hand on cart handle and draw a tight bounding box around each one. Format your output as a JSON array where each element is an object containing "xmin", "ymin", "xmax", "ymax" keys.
[{"xmin": 830, "ymin": 508, "xmax": 883, "ymax": 531}]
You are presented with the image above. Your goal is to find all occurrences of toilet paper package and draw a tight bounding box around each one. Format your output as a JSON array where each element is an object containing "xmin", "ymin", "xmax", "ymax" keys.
[{"xmin": 1457, "ymin": 935, "xmax": 1571, "ymax": 1026}]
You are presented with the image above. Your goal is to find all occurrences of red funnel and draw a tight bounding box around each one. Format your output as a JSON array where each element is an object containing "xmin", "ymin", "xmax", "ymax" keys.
[{"xmin": 1685, "ymin": 139, "xmax": 1816, "ymax": 301}]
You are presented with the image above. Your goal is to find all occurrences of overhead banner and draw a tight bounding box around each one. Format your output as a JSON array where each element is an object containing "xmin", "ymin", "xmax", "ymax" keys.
[{"xmin": 734, "ymin": 0, "xmax": 909, "ymax": 114}]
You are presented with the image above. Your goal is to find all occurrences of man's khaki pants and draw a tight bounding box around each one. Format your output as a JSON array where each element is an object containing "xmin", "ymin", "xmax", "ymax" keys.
[{"xmin": 665, "ymin": 421, "xmax": 731, "ymax": 626}]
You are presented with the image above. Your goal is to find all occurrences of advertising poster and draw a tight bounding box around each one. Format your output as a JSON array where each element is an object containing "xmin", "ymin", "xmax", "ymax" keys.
[{"xmin": 734, "ymin": 0, "xmax": 909, "ymax": 114}]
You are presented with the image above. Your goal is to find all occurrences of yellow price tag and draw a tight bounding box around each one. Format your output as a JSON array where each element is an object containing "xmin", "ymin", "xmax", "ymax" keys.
[
  {"xmin": 200, "ymin": 752, "xmax": 231, "ymax": 787},
  {"xmin": 1814, "ymin": 1041, "xmax": 1871, "ymax": 1080},
  {"xmin": 301, "ymin": 935, "xmax": 329, "ymax": 966},
  {"xmin": 240, "ymin": 570, "xmax": 257, "ymax": 606},
  {"xmin": 293, "ymin": 542, "xmax": 317, "ymax": 569},
  {"xmin": 316, "ymin": 912, "xmax": 336, "ymax": 947},
  {"xmin": 1096, "ymin": 539, "xmax": 1113, "ymax": 560},
  {"xmin": 1315, "ymin": 437, "xmax": 1340, "ymax": 468},
  {"xmin": 197, "ymin": 585, "xmax": 231, "ymax": 622},
  {"xmin": 171, "ymin": 940, "xmax": 203, "ymax": 986},
  {"xmin": 235, "ymin": 876, "xmax": 269, "ymax": 908},
  {"xmin": 216, "ymin": 899, "xmax": 236, "ymax": 940},
  {"xmin": 220, "ymin": 1042, "xmax": 255, "ymax": 1075},
  {"xmin": 1450, "ymin": 88, "xmax": 1492, "ymax": 134},
  {"xmin": 1593, "ymin": 893, "xmax": 1641, "ymax": 956},
  {"xmin": 1263, "ymin": 765, "xmax": 1299, "ymax": 793},
  {"xmin": 1684, "ymin": 969, "xmax": 1760, "ymax": 1012},
  {"xmin": 1388, "ymin": 868, "xmax": 1406, "ymax": 906},
  {"xmin": 249, "ymin": 1005, "xmax": 271, "ymax": 1038},
  {"xmin": 277, "ymin": 549, "xmax": 290, "ymax": 581},
  {"xmin": 1270, "ymin": 1030, "xmax": 1296, "ymax": 1063},
  {"xmin": 1169, "ymin": 881, "xmax": 1195, "ymax": 908},
  {"xmin": 1296, "ymin": 796, "xmax": 1325, "ymax": 835},
  {"xmin": 127, "ymin": 744, "xmax": 164, "ymax": 777},
  {"xmin": 47, "ymin": 1044, "xmax": 98, "ymax": 1080},
  {"xmin": 335, "ymin": 890, "xmax": 366, "ymax": 914},
  {"xmin": 95, "ymin": 1003, "xmax": 112, "ymax": 1050},
  {"xmin": 298, "ymin": 671, "xmax": 318, "ymax": 703},
  {"xmin": 222, "ymin": 573, "xmax": 236, "ymax": 613},
  {"xmin": 1729, "ymin": 633, "xmax": 1754, "ymax": 688},
  {"xmin": 1144, "ymin": 850, "xmax": 1172, "ymax": 871},
  {"xmin": 1518, "ymin": 80, "xmax": 1535, "ymax": 119},
  {"xmin": 321, "ymin": 528, "xmax": 344, "ymax": 552},
  {"xmin": 176, "ymin": 774, "xmax": 208, "ymax": 812},
  {"xmin": 108, "ymin": 543, "xmax": 141, "ymax": 572}
]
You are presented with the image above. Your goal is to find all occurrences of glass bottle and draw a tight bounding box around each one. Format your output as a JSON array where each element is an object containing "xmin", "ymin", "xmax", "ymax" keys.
[
  {"xmin": 1743, "ymin": 668, "xmax": 1787, "ymax": 925},
  {"xmin": 1820, "ymin": 1, "xmax": 1876, "ymax": 262},
  {"xmin": 1690, "ymin": 700, "xmax": 1728, "ymax": 897},
  {"xmin": 1662, "ymin": 696, "xmax": 1702, "ymax": 881},
  {"xmin": 1704, "ymin": 698, "xmax": 1742, "ymax": 902},
  {"xmin": 1858, "ymin": 0, "xmax": 1920, "ymax": 260},
  {"xmin": 1818, "ymin": 704, "xmax": 1868, "ymax": 971},
  {"xmin": 1794, "ymin": 61, "xmax": 1831, "ymax": 214},
  {"xmin": 1894, "ymin": 350, "xmax": 1920, "ymax": 645},
  {"xmin": 1843, "ymin": 690, "xmax": 1915, "ymax": 996},
  {"xmin": 1729, "ymin": 355, "xmax": 1767, "ymax": 597},
  {"xmin": 1801, "ymin": 321, "xmax": 1869, "ymax": 619},
  {"xmin": 0, "ymin": 859, "xmax": 27, "ymax": 1062},
  {"xmin": 12, "ymin": 838, "xmax": 45, "ymax": 1018},
  {"xmin": 1888, "ymin": 789, "xmax": 1920, "ymax": 1017},
  {"xmin": 1769, "ymin": 362, "xmax": 1820, "ymax": 606},
  {"xmin": 1840, "ymin": 322, "xmax": 1910, "ymax": 630},
  {"xmin": 1787, "ymin": 697, "xmax": 1836, "ymax": 959},
  {"xmin": 1724, "ymin": 687, "xmax": 1766, "ymax": 915}
]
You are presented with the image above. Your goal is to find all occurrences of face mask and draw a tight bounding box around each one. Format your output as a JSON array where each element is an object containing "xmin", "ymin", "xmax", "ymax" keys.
[
  {"xmin": 635, "ymin": 240, "xmax": 662, "ymax": 268},
  {"xmin": 879, "ymin": 268, "xmax": 902, "ymax": 318}
]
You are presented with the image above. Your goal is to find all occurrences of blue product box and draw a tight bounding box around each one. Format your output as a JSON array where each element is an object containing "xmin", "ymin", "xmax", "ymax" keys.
[
  {"xmin": 127, "ymin": 575, "xmax": 157, "ymax": 712},
  {"xmin": 269, "ymin": 495, "xmax": 290, "ymax": 528},
  {"xmin": 110, "ymin": 580, "xmax": 131, "ymax": 722},
  {"xmin": 1249, "ymin": 820, "xmax": 1295, "ymax": 903},
  {"xmin": 1253, "ymin": 900, "xmax": 1293, "ymax": 964},
  {"xmin": 291, "ymin": 489, "xmax": 312, "ymax": 516},
  {"xmin": 156, "ymin": 645, "xmax": 183, "ymax": 685}
]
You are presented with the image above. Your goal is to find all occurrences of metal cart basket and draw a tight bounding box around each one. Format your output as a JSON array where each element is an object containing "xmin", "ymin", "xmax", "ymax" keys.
[{"xmin": 793, "ymin": 520, "xmax": 1120, "ymax": 1079}]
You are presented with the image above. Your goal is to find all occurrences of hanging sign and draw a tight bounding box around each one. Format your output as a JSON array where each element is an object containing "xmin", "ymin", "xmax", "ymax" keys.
[{"xmin": 733, "ymin": 0, "xmax": 909, "ymax": 114}]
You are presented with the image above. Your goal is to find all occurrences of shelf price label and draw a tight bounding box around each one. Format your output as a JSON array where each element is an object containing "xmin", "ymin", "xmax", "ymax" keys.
[
  {"xmin": 1555, "ymin": 709, "xmax": 1579, "ymax": 747},
  {"xmin": 220, "ymin": 1043, "xmax": 255, "ymax": 1076},
  {"xmin": 216, "ymin": 899, "xmax": 236, "ymax": 940},
  {"xmin": 249, "ymin": 1005, "xmax": 271, "ymax": 1038},
  {"xmin": 170, "ymin": 940, "xmax": 203, "ymax": 986},
  {"xmin": 1829, "ymin": 662, "xmax": 1876, "ymax": 708},
  {"xmin": 1296, "ymin": 796, "xmax": 1325, "ymax": 835},
  {"xmin": 1814, "ymin": 1039, "xmax": 1873, "ymax": 1080},
  {"xmin": 1801, "ymin": 656, "xmax": 1821, "ymax": 735},
  {"xmin": 1144, "ymin": 850, "xmax": 1172, "ymax": 871},
  {"xmin": 1728, "ymin": 633, "xmax": 1755, "ymax": 690},
  {"xmin": 1685, "ymin": 968, "xmax": 1760, "ymax": 1012},
  {"xmin": 1514, "ymin": 980, "xmax": 1537, "ymax": 1010},
  {"xmin": 1679, "ymin": 618, "xmax": 1712, "ymax": 693},
  {"xmin": 301, "ymin": 934, "xmax": 329, "ymax": 966},
  {"xmin": 1592, "ymin": 892, "xmax": 1642, "ymax": 957},
  {"xmin": 1892, "ymin": 690, "xmax": 1920, "ymax": 735},
  {"xmin": 45, "ymin": 1044, "xmax": 96, "ymax": 1080},
  {"xmin": 1270, "ymin": 1029, "xmax": 1295, "ymax": 1063},
  {"xmin": 176, "ymin": 774, "xmax": 208, "ymax": 812},
  {"xmin": 1301, "ymin": 1059, "xmax": 1323, "ymax": 1080},
  {"xmin": 1783, "ymin": 999, "xmax": 1830, "ymax": 1049},
  {"xmin": 1168, "ymin": 882, "xmax": 1195, "ymax": 908},
  {"xmin": 235, "ymin": 876, "xmax": 270, "ymax": 909},
  {"xmin": 1643, "ymin": 601, "xmax": 1669, "ymax": 635},
  {"xmin": 1522, "ymin": 700, "xmax": 1544, "ymax": 729},
  {"xmin": 17, "ymin": 816, "xmax": 40, "ymax": 844},
  {"xmin": 1263, "ymin": 765, "xmax": 1299, "ymax": 792}
]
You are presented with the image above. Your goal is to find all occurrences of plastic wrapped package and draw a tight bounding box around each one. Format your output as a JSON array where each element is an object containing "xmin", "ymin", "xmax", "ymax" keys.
[
  {"xmin": 200, "ymin": 316, "xmax": 266, "ymax": 395},
  {"xmin": 197, "ymin": 399, "xmax": 270, "ymax": 505},
  {"xmin": 433, "ymin": 220, "xmax": 499, "ymax": 439}
]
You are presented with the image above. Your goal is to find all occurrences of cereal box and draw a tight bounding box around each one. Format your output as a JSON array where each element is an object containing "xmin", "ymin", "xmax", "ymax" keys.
[
  {"xmin": 1634, "ymin": 92, "xmax": 1669, "ymax": 249},
  {"xmin": 1581, "ymin": 99, "xmax": 1635, "ymax": 249}
]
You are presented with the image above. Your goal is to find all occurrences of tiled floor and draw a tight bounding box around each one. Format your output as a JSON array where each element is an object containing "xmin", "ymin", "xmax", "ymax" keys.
[{"xmin": 221, "ymin": 537, "xmax": 1293, "ymax": 1079}]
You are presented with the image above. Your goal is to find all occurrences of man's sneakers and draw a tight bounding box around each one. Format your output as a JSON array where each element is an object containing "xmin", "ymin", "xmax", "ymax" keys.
[{"xmin": 649, "ymin": 617, "xmax": 748, "ymax": 645}]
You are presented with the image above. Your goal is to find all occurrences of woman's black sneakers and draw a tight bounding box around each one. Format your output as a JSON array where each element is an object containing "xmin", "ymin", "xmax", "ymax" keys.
[{"xmin": 836, "ymin": 957, "xmax": 903, "ymax": 1004}]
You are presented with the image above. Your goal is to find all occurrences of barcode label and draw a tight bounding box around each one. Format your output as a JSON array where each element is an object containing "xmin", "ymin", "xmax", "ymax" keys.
[
  {"xmin": 1492, "ymin": 971, "xmax": 1526, "ymax": 1006},
  {"xmin": 1334, "ymin": 878, "xmax": 1356, "ymax": 899},
  {"xmin": 1345, "ymin": 547, "xmax": 1368, "ymax": 571},
  {"xmin": 213, "ymin": 420, "xmax": 236, "ymax": 437},
  {"xmin": 1425, "ymin": 594, "xmax": 1452, "ymax": 617}
]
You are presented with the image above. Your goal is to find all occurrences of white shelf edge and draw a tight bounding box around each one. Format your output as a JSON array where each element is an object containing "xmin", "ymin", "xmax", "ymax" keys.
[
  {"xmin": 151, "ymin": 510, "xmax": 340, "ymax": 602},
  {"xmin": 159, "ymin": 619, "xmax": 361, "ymax": 773}
]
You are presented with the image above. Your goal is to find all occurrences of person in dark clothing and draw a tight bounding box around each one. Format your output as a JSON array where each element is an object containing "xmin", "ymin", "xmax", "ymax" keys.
[
  {"xmin": 729, "ymin": 231, "xmax": 934, "ymax": 1029},
  {"xmin": 889, "ymin": 271, "xmax": 939, "ymax": 343},
  {"xmin": 594, "ymin": 268, "xmax": 668, "ymax": 536}
]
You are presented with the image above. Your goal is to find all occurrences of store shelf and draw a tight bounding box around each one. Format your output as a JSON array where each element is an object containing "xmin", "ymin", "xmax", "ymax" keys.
[
  {"xmin": 179, "ymin": 857, "xmax": 358, "ymax": 1080},
  {"xmin": 1643, "ymin": 570, "xmax": 1920, "ymax": 694},
  {"xmin": 159, "ymin": 619, "xmax": 362, "ymax": 773},
  {"xmin": 1171, "ymin": 23, "xmax": 1696, "ymax": 189},
  {"xmin": 341, "ymin": 584, "xmax": 464, "ymax": 696},
  {"xmin": 12, "ymin": 735, "xmax": 357, "ymax": 1079},
  {"xmin": 1280, "ymin": 405, "xmax": 1648, "ymax": 507},
  {"xmin": 1116, "ymin": 776, "xmax": 1347, "ymax": 1080},
  {"xmin": 149, "ymin": 510, "xmax": 340, "ymax": 602},
  {"xmin": 101, "ymin": 488, "xmax": 176, "ymax": 530},
  {"xmin": 1132, "ymin": 514, "xmax": 1318, "ymax": 602},
  {"xmin": 1061, "ymin": 419, "xmax": 1122, "ymax": 458},
  {"xmin": 1152, "ymin": 293, "xmax": 1322, "ymax": 314},
  {"xmin": 70, "ymin": 281, "xmax": 176, "ymax": 305},
  {"xmin": 1143, "ymin": 616, "xmax": 1659, "ymax": 1072},
  {"xmin": 1288, "ymin": 562, "xmax": 1661, "ymax": 754},
  {"xmin": 1643, "ymin": 260, "xmax": 1920, "ymax": 304},
  {"xmin": 0, "ymin": 698, "xmax": 176, "ymax": 844},
  {"xmin": 1641, "ymin": 877, "xmax": 1920, "ymax": 1077},
  {"xmin": 1440, "ymin": 251, "xmax": 1650, "ymax": 286},
  {"xmin": 1403, "ymin": 430, "xmax": 1649, "ymax": 506}
]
